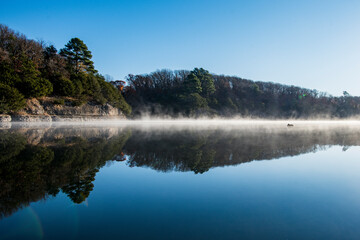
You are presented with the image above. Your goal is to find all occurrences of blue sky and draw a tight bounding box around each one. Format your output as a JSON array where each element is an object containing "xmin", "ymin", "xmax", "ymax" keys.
[{"xmin": 1, "ymin": 0, "xmax": 360, "ymax": 96}]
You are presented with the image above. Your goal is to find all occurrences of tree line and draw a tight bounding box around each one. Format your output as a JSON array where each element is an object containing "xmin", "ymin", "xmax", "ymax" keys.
[
  {"xmin": 1, "ymin": 24, "xmax": 360, "ymax": 118},
  {"xmin": 124, "ymin": 69, "xmax": 360, "ymax": 118},
  {"xmin": 0, "ymin": 24, "xmax": 131, "ymax": 114}
]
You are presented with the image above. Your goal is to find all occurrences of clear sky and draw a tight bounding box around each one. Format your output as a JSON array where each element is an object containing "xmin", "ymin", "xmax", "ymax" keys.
[{"xmin": 1, "ymin": 0, "xmax": 360, "ymax": 96}]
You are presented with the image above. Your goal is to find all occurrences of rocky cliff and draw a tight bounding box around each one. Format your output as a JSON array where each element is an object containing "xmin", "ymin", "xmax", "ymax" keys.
[{"xmin": 2, "ymin": 98, "xmax": 127, "ymax": 122}]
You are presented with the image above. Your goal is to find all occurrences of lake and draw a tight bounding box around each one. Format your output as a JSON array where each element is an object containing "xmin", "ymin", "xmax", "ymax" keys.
[{"xmin": 1, "ymin": 121, "xmax": 360, "ymax": 239}]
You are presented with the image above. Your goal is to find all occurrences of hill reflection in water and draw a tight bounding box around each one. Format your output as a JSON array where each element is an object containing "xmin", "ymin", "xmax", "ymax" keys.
[{"xmin": 1, "ymin": 122, "xmax": 360, "ymax": 220}]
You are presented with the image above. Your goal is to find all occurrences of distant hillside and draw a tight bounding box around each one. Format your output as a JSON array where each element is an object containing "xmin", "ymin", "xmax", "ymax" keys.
[{"xmin": 123, "ymin": 69, "xmax": 360, "ymax": 118}]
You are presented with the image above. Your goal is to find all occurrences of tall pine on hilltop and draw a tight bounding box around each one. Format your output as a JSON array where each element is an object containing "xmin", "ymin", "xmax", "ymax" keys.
[{"xmin": 60, "ymin": 38, "xmax": 96, "ymax": 74}]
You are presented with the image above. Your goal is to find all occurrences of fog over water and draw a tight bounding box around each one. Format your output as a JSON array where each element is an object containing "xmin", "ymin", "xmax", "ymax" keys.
[{"xmin": 1, "ymin": 120, "xmax": 360, "ymax": 239}]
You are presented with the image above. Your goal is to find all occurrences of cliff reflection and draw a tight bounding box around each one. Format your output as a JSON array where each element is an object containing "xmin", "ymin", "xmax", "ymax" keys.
[
  {"xmin": 0, "ymin": 127, "xmax": 131, "ymax": 219},
  {"xmin": 1, "ymin": 124, "xmax": 360, "ymax": 219}
]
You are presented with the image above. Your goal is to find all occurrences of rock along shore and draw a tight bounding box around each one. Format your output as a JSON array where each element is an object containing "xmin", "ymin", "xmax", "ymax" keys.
[{"xmin": 0, "ymin": 98, "xmax": 127, "ymax": 122}]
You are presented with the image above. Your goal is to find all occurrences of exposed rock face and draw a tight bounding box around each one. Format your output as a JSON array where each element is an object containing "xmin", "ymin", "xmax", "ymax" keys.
[
  {"xmin": 0, "ymin": 115, "xmax": 11, "ymax": 122},
  {"xmin": 23, "ymin": 99, "xmax": 46, "ymax": 115},
  {"xmin": 11, "ymin": 115, "xmax": 52, "ymax": 122},
  {"xmin": 12, "ymin": 98, "xmax": 127, "ymax": 122},
  {"xmin": 50, "ymin": 116, "xmax": 123, "ymax": 122},
  {"xmin": 43, "ymin": 103, "xmax": 123, "ymax": 116}
]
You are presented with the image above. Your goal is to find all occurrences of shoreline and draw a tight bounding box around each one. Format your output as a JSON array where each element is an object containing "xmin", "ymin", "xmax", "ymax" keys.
[
  {"xmin": 2, "ymin": 116, "xmax": 360, "ymax": 126},
  {"xmin": 0, "ymin": 114, "xmax": 127, "ymax": 123}
]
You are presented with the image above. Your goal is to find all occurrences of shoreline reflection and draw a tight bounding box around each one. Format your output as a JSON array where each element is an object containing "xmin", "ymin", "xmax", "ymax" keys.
[{"xmin": 1, "ymin": 124, "xmax": 360, "ymax": 219}]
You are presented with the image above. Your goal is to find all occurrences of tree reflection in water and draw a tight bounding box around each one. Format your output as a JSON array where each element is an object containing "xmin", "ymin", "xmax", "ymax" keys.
[{"xmin": 1, "ymin": 123, "xmax": 360, "ymax": 219}]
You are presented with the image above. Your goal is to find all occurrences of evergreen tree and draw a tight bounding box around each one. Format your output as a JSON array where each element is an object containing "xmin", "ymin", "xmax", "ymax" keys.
[
  {"xmin": 192, "ymin": 68, "xmax": 215, "ymax": 98},
  {"xmin": 0, "ymin": 61, "xmax": 21, "ymax": 87},
  {"xmin": 16, "ymin": 54, "xmax": 53, "ymax": 98},
  {"xmin": 60, "ymin": 38, "xmax": 96, "ymax": 74},
  {"xmin": 51, "ymin": 75, "xmax": 76, "ymax": 97},
  {"xmin": 183, "ymin": 73, "xmax": 202, "ymax": 94},
  {"xmin": 0, "ymin": 83, "xmax": 25, "ymax": 113},
  {"xmin": 44, "ymin": 45, "xmax": 57, "ymax": 59}
]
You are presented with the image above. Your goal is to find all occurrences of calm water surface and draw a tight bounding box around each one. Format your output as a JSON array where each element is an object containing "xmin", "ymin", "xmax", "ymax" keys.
[{"xmin": 1, "ymin": 122, "xmax": 360, "ymax": 239}]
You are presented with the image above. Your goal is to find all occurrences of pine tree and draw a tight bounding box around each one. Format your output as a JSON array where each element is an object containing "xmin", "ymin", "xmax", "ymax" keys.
[
  {"xmin": 192, "ymin": 68, "xmax": 215, "ymax": 98},
  {"xmin": 60, "ymin": 38, "xmax": 96, "ymax": 74},
  {"xmin": 183, "ymin": 73, "xmax": 202, "ymax": 94}
]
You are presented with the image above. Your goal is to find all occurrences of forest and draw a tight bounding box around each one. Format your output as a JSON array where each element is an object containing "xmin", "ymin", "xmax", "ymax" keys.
[
  {"xmin": 0, "ymin": 24, "xmax": 131, "ymax": 115},
  {"xmin": 1, "ymin": 24, "xmax": 360, "ymax": 118},
  {"xmin": 124, "ymin": 69, "xmax": 360, "ymax": 118}
]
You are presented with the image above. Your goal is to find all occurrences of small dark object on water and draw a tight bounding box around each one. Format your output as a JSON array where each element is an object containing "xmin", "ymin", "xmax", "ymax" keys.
[{"xmin": 287, "ymin": 124, "xmax": 294, "ymax": 127}]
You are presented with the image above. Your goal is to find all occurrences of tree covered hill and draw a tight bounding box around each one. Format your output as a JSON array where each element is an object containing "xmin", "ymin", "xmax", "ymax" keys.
[
  {"xmin": 0, "ymin": 24, "xmax": 131, "ymax": 115},
  {"xmin": 1, "ymin": 24, "xmax": 359, "ymax": 119},
  {"xmin": 124, "ymin": 69, "xmax": 360, "ymax": 118}
]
